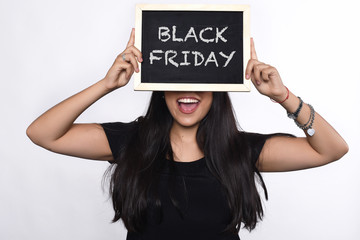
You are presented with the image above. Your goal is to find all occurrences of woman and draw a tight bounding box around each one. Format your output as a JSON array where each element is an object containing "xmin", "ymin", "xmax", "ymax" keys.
[{"xmin": 26, "ymin": 29, "xmax": 348, "ymax": 239}]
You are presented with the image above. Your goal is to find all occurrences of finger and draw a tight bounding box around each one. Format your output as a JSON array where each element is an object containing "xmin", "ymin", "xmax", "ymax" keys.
[
  {"xmin": 117, "ymin": 61, "xmax": 132, "ymax": 73},
  {"xmin": 116, "ymin": 61, "xmax": 133, "ymax": 81},
  {"xmin": 245, "ymin": 59, "xmax": 259, "ymax": 79},
  {"xmin": 126, "ymin": 28, "xmax": 135, "ymax": 48},
  {"xmin": 126, "ymin": 45, "xmax": 143, "ymax": 62},
  {"xmin": 251, "ymin": 38, "xmax": 258, "ymax": 60},
  {"xmin": 123, "ymin": 52, "xmax": 139, "ymax": 73},
  {"xmin": 261, "ymin": 66, "xmax": 276, "ymax": 81},
  {"xmin": 125, "ymin": 65, "xmax": 134, "ymax": 80},
  {"xmin": 253, "ymin": 63, "xmax": 268, "ymax": 85},
  {"xmin": 111, "ymin": 57, "xmax": 131, "ymax": 70}
]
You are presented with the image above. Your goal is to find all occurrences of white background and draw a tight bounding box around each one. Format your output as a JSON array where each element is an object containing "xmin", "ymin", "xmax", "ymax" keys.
[{"xmin": 1, "ymin": 0, "xmax": 359, "ymax": 239}]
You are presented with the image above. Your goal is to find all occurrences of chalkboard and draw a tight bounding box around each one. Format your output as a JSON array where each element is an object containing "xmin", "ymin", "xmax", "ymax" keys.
[{"xmin": 134, "ymin": 4, "xmax": 250, "ymax": 92}]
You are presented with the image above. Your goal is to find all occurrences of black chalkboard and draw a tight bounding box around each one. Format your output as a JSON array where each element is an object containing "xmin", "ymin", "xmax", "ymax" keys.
[{"xmin": 134, "ymin": 5, "xmax": 251, "ymax": 91}]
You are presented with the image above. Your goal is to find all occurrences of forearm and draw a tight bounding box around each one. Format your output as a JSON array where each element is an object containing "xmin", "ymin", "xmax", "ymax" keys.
[
  {"xmin": 281, "ymin": 91, "xmax": 348, "ymax": 161},
  {"xmin": 27, "ymin": 79, "xmax": 113, "ymax": 146}
]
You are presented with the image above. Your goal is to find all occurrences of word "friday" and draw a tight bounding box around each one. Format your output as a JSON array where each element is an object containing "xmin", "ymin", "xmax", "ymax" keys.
[{"xmin": 149, "ymin": 50, "xmax": 236, "ymax": 68}]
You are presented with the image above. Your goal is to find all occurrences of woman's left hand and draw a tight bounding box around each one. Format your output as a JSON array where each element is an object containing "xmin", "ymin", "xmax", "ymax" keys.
[{"xmin": 245, "ymin": 38, "xmax": 287, "ymax": 102}]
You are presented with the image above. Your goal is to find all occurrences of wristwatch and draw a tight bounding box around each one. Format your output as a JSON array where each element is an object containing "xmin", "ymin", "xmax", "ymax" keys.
[{"xmin": 287, "ymin": 97, "xmax": 303, "ymax": 120}]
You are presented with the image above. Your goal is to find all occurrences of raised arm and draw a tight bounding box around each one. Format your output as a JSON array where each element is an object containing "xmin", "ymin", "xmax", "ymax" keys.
[
  {"xmin": 26, "ymin": 29, "xmax": 142, "ymax": 161},
  {"xmin": 245, "ymin": 38, "xmax": 348, "ymax": 172}
]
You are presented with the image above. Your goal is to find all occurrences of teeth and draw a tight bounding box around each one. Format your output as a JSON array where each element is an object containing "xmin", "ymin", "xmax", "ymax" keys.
[{"xmin": 178, "ymin": 98, "xmax": 199, "ymax": 103}]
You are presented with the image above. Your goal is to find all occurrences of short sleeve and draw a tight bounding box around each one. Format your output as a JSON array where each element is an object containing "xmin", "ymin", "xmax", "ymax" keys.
[
  {"xmin": 243, "ymin": 132, "xmax": 294, "ymax": 165},
  {"xmin": 100, "ymin": 121, "xmax": 136, "ymax": 162},
  {"xmin": 242, "ymin": 132, "xmax": 273, "ymax": 165}
]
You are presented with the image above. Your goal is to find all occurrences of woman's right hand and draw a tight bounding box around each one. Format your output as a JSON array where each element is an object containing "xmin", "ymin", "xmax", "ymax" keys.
[{"xmin": 104, "ymin": 28, "xmax": 143, "ymax": 90}]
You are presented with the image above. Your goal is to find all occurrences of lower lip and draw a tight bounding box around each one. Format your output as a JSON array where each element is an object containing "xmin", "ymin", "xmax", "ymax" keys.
[{"xmin": 178, "ymin": 102, "xmax": 200, "ymax": 114}]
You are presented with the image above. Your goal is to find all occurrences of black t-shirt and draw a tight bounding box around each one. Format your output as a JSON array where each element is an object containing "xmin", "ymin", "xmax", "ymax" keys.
[{"xmin": 101, "ymin": 122, "xmax": 271, "ymax": 240}]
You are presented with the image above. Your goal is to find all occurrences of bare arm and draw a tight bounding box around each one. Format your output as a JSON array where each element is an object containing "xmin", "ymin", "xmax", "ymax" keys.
[
  {"xmin": 245, "ymin": 39, "xmax": 348, "ymax": 172},
  {"xmin": 27, "ymin": 80, "xmax": 114, "ymax": 160},
  {"xmin": 26, "ymin": 29, "xmax": 143, "ymax": 161},
  {"xmin": 258, "ymin": 95, "xmax": 348, "ymax": 172}
]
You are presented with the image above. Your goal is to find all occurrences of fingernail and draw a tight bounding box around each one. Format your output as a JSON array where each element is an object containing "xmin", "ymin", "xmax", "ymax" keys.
[
  {"xmin": 256, "ymin": 81, "xmax": 261, "ymax": 85},
  {"xmin": 246, "ymin": 74, "xmax": 250, "ymax": 79}
]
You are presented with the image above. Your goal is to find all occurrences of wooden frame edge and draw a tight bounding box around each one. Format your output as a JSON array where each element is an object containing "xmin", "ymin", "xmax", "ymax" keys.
[{"xmin": 134, "ymin": 4, "xmax": 251, "ymax": 92}]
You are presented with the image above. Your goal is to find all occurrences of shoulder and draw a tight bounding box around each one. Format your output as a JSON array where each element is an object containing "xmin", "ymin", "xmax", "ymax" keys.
[
  {"xmin": 101, "ymin": 121, "xmax": 138, "ymax": 133},
  {"xmin": 240, "ymin": 131, "xmax": 293, "ymax": 146},
  {"xmin": 239, "ymin": 131, "xmax": 294, "ymax": 164},
  {"xmin": 240, "ymin": 131, "xmax": 273, "ymax": 147},
  {"xmin": 100, "ymin": 120, "xmax": 140, "ymax": 161}
]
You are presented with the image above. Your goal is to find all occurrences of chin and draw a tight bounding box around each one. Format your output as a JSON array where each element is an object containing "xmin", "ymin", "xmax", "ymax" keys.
[{"xmin": 174, "ymin": 118, "xmax": 202, "ymax": 128}]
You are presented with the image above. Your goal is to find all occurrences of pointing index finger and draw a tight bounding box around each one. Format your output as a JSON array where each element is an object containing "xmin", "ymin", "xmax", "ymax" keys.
[
  {"xmin": 126, "ymin": 28, "xmax": 135, "ymax": 48},
  {"xmin": 251, "ymin": 37, "xmax": 258, "ymax": 60}
]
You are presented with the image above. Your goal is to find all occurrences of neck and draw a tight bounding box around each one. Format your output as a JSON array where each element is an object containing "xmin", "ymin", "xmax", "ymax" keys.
[{"xmin": 169, "ymin": 122, "xmax": 203, "ymax": 162}]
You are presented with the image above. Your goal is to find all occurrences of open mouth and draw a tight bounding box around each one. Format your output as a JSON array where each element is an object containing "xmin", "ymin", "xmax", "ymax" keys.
[{"xmin": 177, "ymin": 97, "xmax": 200, "ymax": 114}]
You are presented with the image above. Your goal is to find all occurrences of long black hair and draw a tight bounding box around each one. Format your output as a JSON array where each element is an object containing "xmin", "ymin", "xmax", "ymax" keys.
[{"xmin": 104, "ymin": 91, "xmax": 269, "ymax": 234}]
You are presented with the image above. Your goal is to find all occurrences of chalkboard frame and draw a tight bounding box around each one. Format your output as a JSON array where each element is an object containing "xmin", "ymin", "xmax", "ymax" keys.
[{"xmin": 134, "ymin": 4, "xmax": 251, "ymax": 92}]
